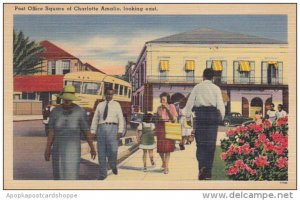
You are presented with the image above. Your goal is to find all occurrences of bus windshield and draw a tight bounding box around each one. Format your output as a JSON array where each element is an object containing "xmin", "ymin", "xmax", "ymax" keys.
[
  {"xmin": 65, "ymin": 81, "xmax": 82, "ymax": 93},
  {"xmin": 82, "ymin": 82, "xmax": 101, "ymax": 95}
]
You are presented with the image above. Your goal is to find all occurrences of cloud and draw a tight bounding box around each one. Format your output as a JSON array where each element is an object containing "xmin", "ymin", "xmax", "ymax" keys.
[{"xmin": 53, "ymin": 30, "xmax": 171, "ymax": 75}]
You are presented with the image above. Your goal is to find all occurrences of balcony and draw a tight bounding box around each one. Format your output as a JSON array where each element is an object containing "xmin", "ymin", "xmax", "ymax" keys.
[{"xmin": 145, "ymin": 76, "xmax": 284, "ymax": 85}]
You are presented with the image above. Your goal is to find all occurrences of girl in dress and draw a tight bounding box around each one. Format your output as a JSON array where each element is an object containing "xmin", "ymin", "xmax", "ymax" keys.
[{"xmin": 136, "ymin": 113, "xmax": 156, "ymax": 172}]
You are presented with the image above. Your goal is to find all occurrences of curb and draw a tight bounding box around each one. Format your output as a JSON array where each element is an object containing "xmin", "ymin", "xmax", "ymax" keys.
[{"xmin": 81, "ymin": 136, "xmax": 139, "ymax": 165}]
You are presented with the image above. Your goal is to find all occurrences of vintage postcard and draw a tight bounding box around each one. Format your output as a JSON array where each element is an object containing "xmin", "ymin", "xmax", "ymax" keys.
[{"xmin": 3, "ymin": 3, "xmax": 296, "ymax": 189}]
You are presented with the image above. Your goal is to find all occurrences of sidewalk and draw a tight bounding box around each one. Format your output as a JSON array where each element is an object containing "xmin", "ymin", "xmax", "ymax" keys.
[
  {"xmin": 94, "ymin": 131, "xmax": 227, "ymax": 181},
  {"xmin": 13, "ymin": 115, "xmax": 43, "ymax": 121}
]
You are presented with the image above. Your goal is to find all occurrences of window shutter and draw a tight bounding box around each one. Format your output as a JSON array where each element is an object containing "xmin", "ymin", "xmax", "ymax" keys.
[
  {"xmin": 262, "ymin": 62, "xmax": 268, "ymax": 84},
  {"xmin": 48, "ymin": 61, "xmax": 53, "ymax": 75},
  {"xmin": 206, "ymin": 60, "xmax": 212, "ymax": 68},
  {"xmin": 221, "ymin": 61, "xmax": 227, "ymax": 83},
  {"xmin": 234, "ymin": 61, "xmax": 239, "ymax": 83},
  {"xmin": 56, "ymin": 60, "xmax": 63, "ymax": 75},
  {"xmin": 250, "ymin": 62, "xmax": 255, "ymax": 83},
  {"xmin": 278, "ymin": 62, "xmax": 283, "ymax": 84}
]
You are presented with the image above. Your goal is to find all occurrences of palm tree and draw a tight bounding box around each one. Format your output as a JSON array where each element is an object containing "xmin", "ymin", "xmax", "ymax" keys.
[{"xmin": 13, "ymin": 30, "xmax": 45, "ymax": 76}]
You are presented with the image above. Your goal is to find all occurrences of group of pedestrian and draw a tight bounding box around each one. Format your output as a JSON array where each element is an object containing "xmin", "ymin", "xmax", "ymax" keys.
[
  {"xmin": 254, "ymin": 103, "xmax": 287, "ymax": 125},
  {"xmin": 46, "ymin": 68, "xmax": 287, "ymax": 181},
  {"xmin": 136, "ymin": 69, "xmax": 225, "ymax": 180},
  {"xmin": 44, "ymin": 86, "xmax": 124, "ymax": 180}
]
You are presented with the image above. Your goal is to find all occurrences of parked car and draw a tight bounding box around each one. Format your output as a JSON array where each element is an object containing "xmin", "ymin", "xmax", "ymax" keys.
[
  {"xmin": 241, "ymin": 120, "xmax": 256, "ymax": 126},
  {"xmin": 130, "ymin": 112, "xmax": 144, "ymax": 129},
  {"xmin": 223, "ymin": 112, "xmax": 253, "ymax": 126}
]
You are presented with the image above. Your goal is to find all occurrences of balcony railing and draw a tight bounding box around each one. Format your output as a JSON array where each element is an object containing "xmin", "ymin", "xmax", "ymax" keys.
[{"xmin": 145, "ymin": 76, "xmax": 284, "ymax": 85}]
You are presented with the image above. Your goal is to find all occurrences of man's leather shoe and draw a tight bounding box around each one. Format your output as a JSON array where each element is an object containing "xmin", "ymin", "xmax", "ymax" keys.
[{"xmin": 112, "ymin": 168, "xmax": 118, "ymax": 175}]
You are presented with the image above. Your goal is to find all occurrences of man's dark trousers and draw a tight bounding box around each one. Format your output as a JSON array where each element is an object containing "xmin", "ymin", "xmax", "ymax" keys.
[{"xmin": 194, "ymin": 106, "xmax": 219, "ymax": 179}]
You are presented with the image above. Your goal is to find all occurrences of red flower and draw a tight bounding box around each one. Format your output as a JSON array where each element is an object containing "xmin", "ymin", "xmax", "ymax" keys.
[
  {"xmin": 273, "ymin": 144, "xmax": 286, "ymax": 156},
  {"xmin": 227, "ymin": 145, "xmax": 239, "ymax": 155},
  {"xmin": 277, "ymin": 157, "xmax": 288, "ymax": 169},
  {"xmin": 254, "ymin": 156, "xmax": 269, "ymax": 168},
  {"xmin": 276, "ymin": 116, "xmax": 288, "ymax": 126},
  {"xmin": 220, "ymin": 152, "xmax": 228, "ymax": 160},
  {"xmin": 226, "ymin": 166, "xmax": 239, "ymax": 175},
  {"xmin": 244, "ymin": 131, "xmax": 250, "ymax": 138},
  {"xmin": 264, "ymin": 141, "xmax": 275, "ymax": 152},
  {"xmin": 227, "ymin": 129, "xmax": 236, "ymax": 137},
  {"xmin": 258, "ymin": 134, "xmax": 267, "ymax": 142},
  {"xmin": 263, "ymin": 120, "xmax": 272, "ymax": 129},
  {"xmin": 239, "ymin": 139, "xmax": 245, "ymax": 144},
  {"xmin": 249, "ymin": 124, "xmax": 264, "ymax": 133},
  {"xmin": 234, "ymin": 160, "xmax": 245, "ymax": 168},
  {"xmin": 240, "ymin": 143, "xmax": 254, "ymax": 155}
]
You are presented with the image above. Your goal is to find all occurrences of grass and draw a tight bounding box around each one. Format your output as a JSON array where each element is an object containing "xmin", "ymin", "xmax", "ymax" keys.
[{"xmin": 212, "ymin": 146, "xmax": 229, "ymax": 180}]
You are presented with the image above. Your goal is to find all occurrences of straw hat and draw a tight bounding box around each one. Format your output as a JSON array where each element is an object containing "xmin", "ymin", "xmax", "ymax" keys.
[{"xmin": 56, "ymin": 85, "xmax": 80, "ymax": 101}]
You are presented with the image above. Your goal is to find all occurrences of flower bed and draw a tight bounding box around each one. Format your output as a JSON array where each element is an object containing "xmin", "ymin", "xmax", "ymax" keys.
[{"xmin": 220, "ymin": 116, "xmax": 288, "ymax": 180}]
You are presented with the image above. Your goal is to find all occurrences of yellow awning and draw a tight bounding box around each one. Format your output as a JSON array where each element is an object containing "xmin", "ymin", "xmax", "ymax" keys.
[
  {"xmin": 239, "ymin": 61, "xmax": 250, "ymax": 72},
  {"xmin": 185, "ymin": 60, "xmax": 195, "ymax": 71},
  {"xmin": 159, "ymin": 60, "xmax": 169, "ymax": 71},
  {"xmin": 268, "ymin": 61, "xmax": 278, "ymax": 69},
  {"xmin": 212, "ymin": 60, "xmax": 223, "ymax": 71}
]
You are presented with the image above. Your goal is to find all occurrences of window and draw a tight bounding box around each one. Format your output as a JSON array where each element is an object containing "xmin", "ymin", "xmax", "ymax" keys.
[
  {"xmin": 82, "ymin": 82, "xmax": 101, "ymax": 95},
  {"xmin": 22, "ymin": 92, "xmax": 36, "ymax": 100},
  {"xmin": 119, "ymin": 85, "xmax": 124, "ymax": 96},
  {"xmin": 114, "ymin": 84, "xmax": 119, "ymax": 95},
  {"xmin": 65, "ymin": 81, "xmax": 82, "ymax": 93},
  {"xmin": 234, "ymin": 61, "xmax": 255, "ymax": 84},
  {"xmin": 128, "ymin": 89, "xmax": 131, "ymax": 98},
  {"xmin": 262, "ymin": 61, "xmax": 283, "ymax": 85},
  {"xmin": 48, "ymin": 61, "xmax": 56, "ymax": 75},
  {"xmin": 186, "ymin": 70, "xmax": 194, "ymax": 81},
  {"xmin": 124, "ymin": 86, "xmax": 128, "ymax": 96},
  {"xmin": 207, "ymin": 60, "xmax": 227, "ymax": 84},
  {"xmin": 104, "ymin": 82, "xmax": 113, "ymax": 95},
  {"xmin": 62, "ymin": 60, "xmax": 70, "ymax": 74},
  {"xmin": 160, "ymin": 71, "xmax": 168, "ymax": 80}
]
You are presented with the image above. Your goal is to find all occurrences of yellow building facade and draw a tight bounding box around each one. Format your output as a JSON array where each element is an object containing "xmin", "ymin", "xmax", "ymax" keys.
[{"xmin": 131, "ymin": 28, "xmax": 288, "ymax": 119}]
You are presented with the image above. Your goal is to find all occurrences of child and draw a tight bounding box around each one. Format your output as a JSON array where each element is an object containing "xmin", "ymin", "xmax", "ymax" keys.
[
  {"xmin": 136, "ymin": 113, "xmax": 156, "ymax": 171},
  {"xmin": 255, "ymin": 110, "xmax": 264, "ymax": 125},
  {"xmin": 178, "ymin": 97, "xmax": 193, "ymax": 150}
]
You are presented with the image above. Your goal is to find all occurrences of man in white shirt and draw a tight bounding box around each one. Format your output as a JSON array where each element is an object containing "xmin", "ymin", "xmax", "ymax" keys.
[
  {"xmin": 266, "ymin": 103, "xmax": 277, "ymax": 123},
  {"xmin": 276, "ymin": 104, "xmax": 287, "ymax": 119},
  {"xmin": 185, "ymin": 68, "xmax": 225, "ymax": 180},
  {"xmin": 91, "ymin": 89, "xmax": 124, "ymax": 180}
]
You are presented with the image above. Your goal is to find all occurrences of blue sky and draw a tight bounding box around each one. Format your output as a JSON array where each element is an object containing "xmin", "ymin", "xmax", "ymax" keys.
[{"xmin": 14, "ymin": 15, "xmax": 287, "ymax": 74}]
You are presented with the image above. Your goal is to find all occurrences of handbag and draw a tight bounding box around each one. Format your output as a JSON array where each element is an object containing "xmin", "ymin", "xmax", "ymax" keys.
[{"xmin": 165, "ymin": 122, "xmax": 182, "ymax": 141}]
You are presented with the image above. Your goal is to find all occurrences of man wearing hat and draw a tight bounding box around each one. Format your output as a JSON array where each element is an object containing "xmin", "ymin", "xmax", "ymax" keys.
[
  {"xmin": 44, "ymin": 85, "xmax": 96, "ymax": 180},
  {"xmin": 91, "ymin": 89, "xmax": 124, "ymax": 180}
]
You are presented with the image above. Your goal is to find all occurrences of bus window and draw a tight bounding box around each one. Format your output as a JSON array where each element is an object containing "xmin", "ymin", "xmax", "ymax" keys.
[
  {"xmin": 104, "ymin": 82, "xmax": 113, "ymax": 94},
  {"xmin": 119, "ymin": 85, "xmax": 124, "ymax": 96},
  {"xmin": 114, "ymin": 84, "xmax": 119, "ymax": 95},
  {"xmin": 65, "ymin": 80, "xmax": 82, "ymax": 93},
  {"xmin": 82, "ymin": 82, "xmax": 101, "ymax": 95},
  {"xmin": 128, "ymin": 89, "xmax": 131, "ymax": 98},
  {"xmin": 124, "ymin": 86, "xmax": 128, "ymax": 96}
]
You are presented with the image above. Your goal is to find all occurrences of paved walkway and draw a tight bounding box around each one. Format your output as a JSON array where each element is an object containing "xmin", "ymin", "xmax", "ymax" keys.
[{"xmin": 105, "ymin": 142, "xmax": 199, "ymax": 181}]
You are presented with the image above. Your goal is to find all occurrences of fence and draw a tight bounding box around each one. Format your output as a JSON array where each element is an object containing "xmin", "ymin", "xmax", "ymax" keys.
[{"xmin": 13, "ymin": 100, "xmax": 42, "ymax": 115}]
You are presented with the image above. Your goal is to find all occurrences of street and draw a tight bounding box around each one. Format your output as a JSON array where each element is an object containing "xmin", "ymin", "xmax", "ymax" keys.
[{"xmin": 13, "ymin": 120, "xmax": 230, "ymax": 180}]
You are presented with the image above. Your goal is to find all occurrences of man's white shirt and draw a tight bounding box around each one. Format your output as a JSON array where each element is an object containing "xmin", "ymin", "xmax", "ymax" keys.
[
  {"xmin": 90, "ymin": 100, "xmax": 124, "ymax": 134},
  {"xmin": 185, "ymin": 80, "xmax": 225, "ymax": 120}
]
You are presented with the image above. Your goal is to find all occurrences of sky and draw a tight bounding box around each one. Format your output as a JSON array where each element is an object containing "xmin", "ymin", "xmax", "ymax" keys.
[{"xmin": 14, "ymin": 15, "xmax": 287, "ymax": 75}]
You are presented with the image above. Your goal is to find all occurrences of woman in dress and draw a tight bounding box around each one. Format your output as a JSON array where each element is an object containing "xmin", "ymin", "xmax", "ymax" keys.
[
  {"xmin": 156, "ymin": 92, "xmax": 178, "ymax": 174},
  {"xmin": 178, "ymin": 97, "xmax": 193, "ymax": 150},
  {"xmin": 44, "ymin": 85, "xmax": 96, "ymax": 180}
]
